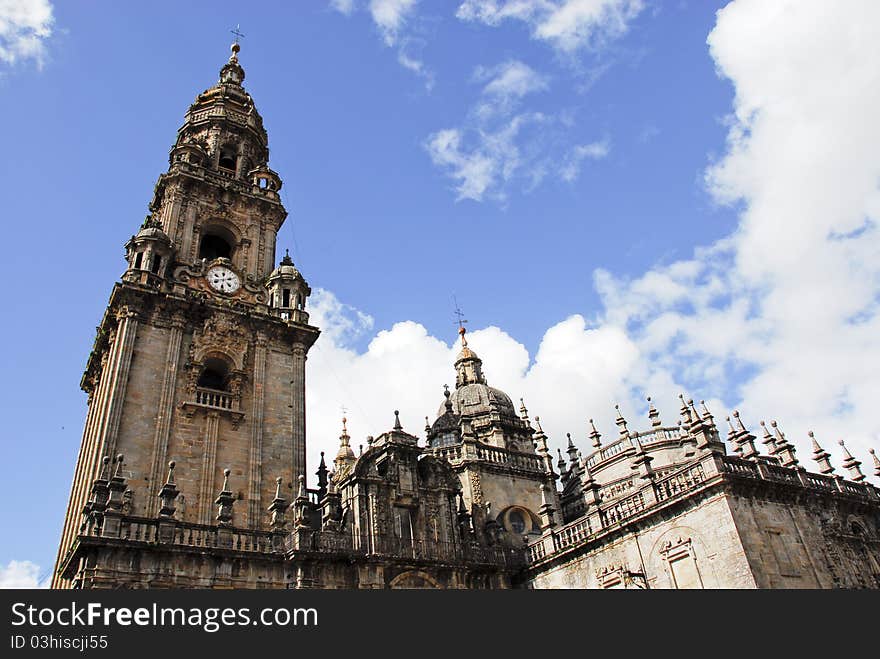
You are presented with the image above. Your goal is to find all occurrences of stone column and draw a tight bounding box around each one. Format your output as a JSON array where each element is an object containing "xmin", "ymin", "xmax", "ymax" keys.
[
  {"xmin": 198, "ymin": 411, "xmax": 220, "ymax": 524},
  {"xmin": 291, "ymin": 343, "xmax": 307, "ymax": 482},
  {"xmin": 248, "ymin": 333, "xmax": 268, "ymax": 527},
  {"xmin": 148, "ymin": 315, "xmax": 185, "ymax": 514}
]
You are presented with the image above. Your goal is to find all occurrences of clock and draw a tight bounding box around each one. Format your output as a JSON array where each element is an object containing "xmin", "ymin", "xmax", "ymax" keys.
[{"xmin": 206, "ymin": 265, "xmax": 241, "ymax": 294}]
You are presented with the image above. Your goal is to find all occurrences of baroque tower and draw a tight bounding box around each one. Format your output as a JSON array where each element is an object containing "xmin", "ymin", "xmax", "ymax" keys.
[{"xmin": 52, "ymin": 43, "xmax": 319, "ymax": 587}]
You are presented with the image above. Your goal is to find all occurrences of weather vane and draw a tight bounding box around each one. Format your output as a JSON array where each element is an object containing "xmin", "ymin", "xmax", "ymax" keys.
[{"xmin": 230, "ymin": 24, "xmax": 245, "ymax": 45}]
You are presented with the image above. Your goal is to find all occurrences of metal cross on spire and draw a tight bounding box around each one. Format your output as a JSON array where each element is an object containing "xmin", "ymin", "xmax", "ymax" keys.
[
  {"xmin": 230, "ymin": 24, "xmax": 245, "ymax": 45},
  {"xmin": 453, "ymin": 296, "xmax": 468, "ymax": 331}
]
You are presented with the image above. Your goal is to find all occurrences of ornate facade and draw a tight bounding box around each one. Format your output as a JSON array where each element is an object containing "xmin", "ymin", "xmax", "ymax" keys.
[{"xmin": 53, "ymin": 45, "xmax": 880, "ymax": 589}]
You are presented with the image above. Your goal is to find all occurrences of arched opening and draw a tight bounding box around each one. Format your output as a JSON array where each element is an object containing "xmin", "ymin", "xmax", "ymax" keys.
[
  {"xmin": 199, "ymin": 229, "xmax": 234, "ymax": 261},
  {"xmin": 197, "ymin": 357, "xmax": 230, "ymax": 391},
  {"xmin": 218, "ymin": 146, "xmax": 237, "ymax": 172}
]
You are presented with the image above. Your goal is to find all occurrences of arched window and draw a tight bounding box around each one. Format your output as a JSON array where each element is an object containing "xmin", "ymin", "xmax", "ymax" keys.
[
  {"xmin": 218, "ymin": 146, "xmax": 237, "ymax": 172},
  {"xmin": 199, "ymin": 231, "xmax": 234, "ymax": 261},
  {"xmin": 197, "ymin": 357, "xmax": 230, "ymax": 391}
]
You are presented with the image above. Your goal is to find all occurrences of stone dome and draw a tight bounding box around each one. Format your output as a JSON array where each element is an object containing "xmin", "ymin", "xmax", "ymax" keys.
[{"xmin": 442, "ymin": 383, "xmax": 518, "ymax": 419}]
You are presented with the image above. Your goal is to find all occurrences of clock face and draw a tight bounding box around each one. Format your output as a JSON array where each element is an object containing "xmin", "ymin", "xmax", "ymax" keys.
[{"xmin": 206, "ymin": 266, "xmax": 240, "ymax": 294}]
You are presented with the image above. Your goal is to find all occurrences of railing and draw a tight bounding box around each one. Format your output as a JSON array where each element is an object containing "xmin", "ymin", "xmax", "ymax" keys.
[
  {"xmin": 297, "ymin": 533, "xmax": 525, "ymax": 568},
  {"xmin": 433, "ymin": 445, "xmax": 463, "ymax": 462},
  {"xmin": 654, "ymin": 464, "xmax": 706, "ymax": 502},
  {"xmin": 84, "ymin": 516, "xmax": 281, "ymax": 555},
  {"xmin": 599, "ymin": 477, "xmax": 635, "ymax": 502},
  {"xmin": 435, "ymin": 442, "xmax": 544, "ymax": 473},
  {"xmin": 475, "ymin": 444, "xmax": 544, "ymax": 472},
  {"xmin": 585, "ymin": 427, "xmax": 684, "ymax": 469},
  {"xmin": 525, "ymin": 451, "xmax": 880, "ymax": 567},
  {"xmin": 600, "ymin": 491, "xmax": 646, "ymax": 526},
  {"xmin": 195, "ymin": 387, "xmax": 234, "ymax": 410},
  {"xmin": 554, "ymin": 518, "xmax": 591, "ymax": 552}
]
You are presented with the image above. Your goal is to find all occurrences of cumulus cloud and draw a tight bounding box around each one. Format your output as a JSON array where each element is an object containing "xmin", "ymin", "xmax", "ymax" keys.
[
  {"xmin": 456, "ymin": 0, "xmax": 644, "ymax": 53},
  {"xmin": 309, "ymin": 0, "xmax": 880, "ymax": 482},
  {"xmin": 0, "ymin": 560, "xmax": 47, "ymax": 588},
  {"xmin": 305, "ymin": 289, "xmax": 644, "ymax": 479},
  {"xmin": 0, "ymin": 0, "xmax": 54, "ymax": 68},
  {"xmin": 596, "ymin": 0, "xmax": 880, "ymax": 463}
]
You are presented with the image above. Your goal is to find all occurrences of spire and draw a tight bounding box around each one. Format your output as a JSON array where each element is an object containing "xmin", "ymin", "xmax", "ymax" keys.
[
  {"xmin": 614, "ymin": 404, "xmax": 629, "ymax": 439},
  {"xmin": 316, "ymin": 451, "xmax": 328, "ymax": 501},
  {"xmin": 647, "ymin": 396, "xmax": 661, "ymax": 427},
  {"xmin": 334, "ymin": 416, "xmax": 356, "ymax": 475},
  {"xmin": 770, "ymin": 420, "xmax": 799, "ymax": 468},
  {"xmin": 838, "ymin": 440, "xmax": 865, "ymax": 482},
  {"xmin": 700, "ymin": 400, "xmax": 715, "ymax": 427},
  {"xmin": 809, "ymin": 431, "xmax": 835, "ymax": 475},
  {"xmin": 215, "ymin": 468, "xmax": 235, "ymax": 527},
  {"xmin": 268, "ymin": 476, "xmax": 288, "ymax": 532},
  {"xmin": 393, "ymin": 410, "xmax": 403, "ymax": 431},
  {"xmin": 157, "ymin": 460, "xmax": 180, "ymax": 519},
  {"xmin": 679, "ymin": 394, "xmax": 693, "ymax": 426},
  {"xmin": 453, "ymin": 326, "xmax": 486, "ymax": 387},
  {"xmin": 759, "ymin": 421, "xmax": 776, "ymax": 454},
  {"xmin": 868, "ymin": 448, "xmax": 880, "ymax": 478},
  {"xmin": 566, "ymin": 433, "xmax": 579, "ymax": 465},
  {"xmin": 219, "ymin": 36, "xmax": 245, "ymax": 86},
  {"xmin": 589, "ymin": 418, "xmax": 602, "ymax": 449},
  {"xmin": 519, "ymin": 398, "xmax": 530, "ymax": 425},
  {"xmin": 556, "ymin": 448, "xmax": 566, "ymax": 472},
  {"xmin": 731, "ymin": 410, "xmax": 759, "ymax": 460}
]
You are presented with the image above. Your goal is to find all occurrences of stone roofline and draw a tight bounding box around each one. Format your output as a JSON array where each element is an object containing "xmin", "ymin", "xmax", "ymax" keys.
[{"xmin": 524, "ymin": 448, "xmax": 880, "ymax": 572}]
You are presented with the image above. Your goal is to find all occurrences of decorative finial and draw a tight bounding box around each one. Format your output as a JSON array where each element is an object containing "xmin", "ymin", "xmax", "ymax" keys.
[
  {"xmin": 166, "ymin": 460, "xmax": 176, "ymax": 484},
  {"xmin": 393, "ymin": 410, "xmax": 402, "ymax": 431},
  {"xmin": 614, "ymin": 404, "xmax": 629, "ymax": 438},
  {"xmin": 274, "ymin": 476, "xmax": 283, "ymax": 500},
  {"xmin": 281, "ymin": 248, "xmax": 293, "ymax": 266},
  {"xmin": 838, "ymin": 439, "xmax": 865, "ymax": 481},
  {"xmin": 809, "ymin": 431, "xmax": 835, "ymax": 475},
  {"xmin": 114, "ymin": 454, "xmax": 124, "ymax": 478},
  {"xmin": 222, "ymin": 468, "xmax": 231, "ymax": 491},
  {"xmin": 520, "ymin": 398, "xmax": 530, "ymax": 422},
  {"xmin": 589, "ymin": 418, "xmax": 602, "ymax": 449},
  {"xmin": 534, "ymin": 415, "xmax": 544, "ymax": 433},
  {"xmin": 869, "ymin": 448, "xmax": 880, "ymax": 477},
  {"xmin": 425, "ymin": 416, "xmax": 431, "ymax": 433},
  {"xmin": 647, "ymin": 396, "xmax": 661, "ymax": 427}
]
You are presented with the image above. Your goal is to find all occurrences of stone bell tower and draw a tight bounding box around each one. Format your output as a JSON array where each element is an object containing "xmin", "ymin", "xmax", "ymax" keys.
[{"xmin": 52, "ymin": 42, "xmax": 319, "ymax": 588}]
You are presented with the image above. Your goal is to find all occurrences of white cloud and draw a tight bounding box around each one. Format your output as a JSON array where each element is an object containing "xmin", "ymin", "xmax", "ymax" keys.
[
  {"xmin": 369, "ymin": 0, "xmax": 418, "ymax": 46},
  {"xmin": 0, "ymin": 0, "xmax": 54, "ymax": 68},
  {"xmin": 330, "ymin": 0, "xmax": 357, "ymax": 16},
  {"xmin": 331, "ymin": 0, "xmax": 431, "ymax": 87},
  {"xmin": 595, "ymin": 0, "xmax": 880, "ymax": 464},
  {"xmin": 305, "ymin": 289, "xmax": 644, "ymax": 480},
  {"xmin": 457, "ymin": 0, "xmax": 644, "ymax": 53},
  {"xmin": 427, "ymin": 59, "xmax": 606, "ymax": 200},
  {"xmin": 0, "ymin": 560, "xmax": 47, "ymax": 588},
  {"xmin": 310, "ymin": 0, "xmax": 880, "ymax": 483},
  {"xmin": 559, "ymin": 138, "xmax": 610, "ymax": 181}
]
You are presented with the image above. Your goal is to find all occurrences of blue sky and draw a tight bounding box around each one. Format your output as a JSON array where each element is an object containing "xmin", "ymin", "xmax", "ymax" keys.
[{"xmin": 1, "ymin": 1, "xmax": 879, "ymax": 586}]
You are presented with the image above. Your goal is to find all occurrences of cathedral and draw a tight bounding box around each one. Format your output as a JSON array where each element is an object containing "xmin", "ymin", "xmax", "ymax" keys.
[{"xmin": 52, "ymin": 44, "xmax": 880, "ymax": 589}]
